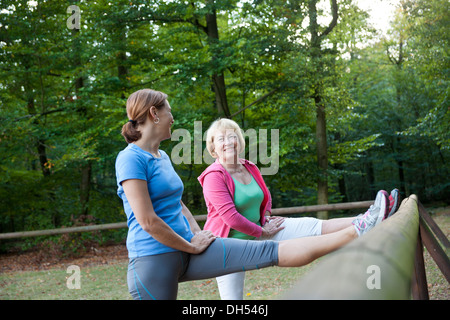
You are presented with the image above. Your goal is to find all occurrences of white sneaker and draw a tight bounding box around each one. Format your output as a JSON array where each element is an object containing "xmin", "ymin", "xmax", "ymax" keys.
[{"xmin": 353, "ymin": 190, "xmax": 389, "ymax": 236}]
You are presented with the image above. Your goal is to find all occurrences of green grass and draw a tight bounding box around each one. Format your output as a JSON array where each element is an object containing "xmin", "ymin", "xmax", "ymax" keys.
[
  {"xmin": 0, "ymin": 263, "xmax": 131, "ymax": 300},
  {"xmin": 178, "ymin": 263, "xmax": 319, "ymax": 300},
  {"xmin": 0, "ymin": 262, "xmax": 317, "ymax": 300}
]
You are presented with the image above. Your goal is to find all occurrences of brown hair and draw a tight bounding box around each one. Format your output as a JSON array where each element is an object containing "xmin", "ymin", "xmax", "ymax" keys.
[{"xmin": 121, "ymin": 89, "xmax": 168, "ymax": 143}]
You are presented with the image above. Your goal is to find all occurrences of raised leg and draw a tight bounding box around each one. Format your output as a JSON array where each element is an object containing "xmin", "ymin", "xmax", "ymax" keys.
[
  {"xmin": 277, "ymin": 226, "xmax": 357, "ymax": 267},
  {"xmin": 321, "ymin": 217, "xmax": 355, "ymax": 234}
]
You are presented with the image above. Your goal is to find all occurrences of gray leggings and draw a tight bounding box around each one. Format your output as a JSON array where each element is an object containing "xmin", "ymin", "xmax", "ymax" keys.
[{"xmin": 127, "ymin": 238, "xmax": 279, "ymax": 300}]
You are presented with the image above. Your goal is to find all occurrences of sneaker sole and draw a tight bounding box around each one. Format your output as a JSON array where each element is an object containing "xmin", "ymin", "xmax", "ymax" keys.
[
  {"xmin": 388, "ymin": 189, "xmax": 400, "ymax": 218},
  {"xmin": 376, "ymin": 190, "xmax": 389, "ymax": 224}
]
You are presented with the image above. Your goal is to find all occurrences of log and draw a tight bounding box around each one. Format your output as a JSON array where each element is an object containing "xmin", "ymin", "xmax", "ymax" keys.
[
  {"xmin": 193, "ymin": 200, "xmax": 374, "ymax": 222},
  {"xmin": 283, "ymin": 195, "xmax": 420, "ymax": 300},
  {"xmin": 271, "ymin": 200, "xmax": 374, "ymax": 215},
  {"xmin": 0, "ymin": 200, "xmax": 374, "ymax": 240},
  {"xmin": 0, "ymin": 222, "xmax": 127, "ymax": 240}
]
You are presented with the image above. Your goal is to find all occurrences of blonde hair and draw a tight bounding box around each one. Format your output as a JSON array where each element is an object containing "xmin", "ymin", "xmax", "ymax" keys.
[{"xmin": 206, "ymin": 118, "xmax": 245, "ymax": 156}]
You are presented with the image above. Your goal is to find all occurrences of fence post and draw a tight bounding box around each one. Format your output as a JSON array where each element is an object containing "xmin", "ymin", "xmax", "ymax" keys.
[
  {"xmin": 411, "ymin": 226, "xmax": 429, "ymax": 300},
  {"xmin": 418, "ymin": 214, "xmax": 450, "ymax": 283}
]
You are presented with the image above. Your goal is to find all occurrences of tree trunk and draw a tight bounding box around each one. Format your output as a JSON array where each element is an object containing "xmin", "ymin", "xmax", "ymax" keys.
[
  {"xmin": 365, "ymin": 157, "xmax": 376, "ymax": 199},
  {"xmin": 72, "ymin": 27, "xmax": 92, "ymax": 218},
  {"xmin": 205, "ymin": 1, "xmax": 231, "ymax": 117},
  {"xmin": 26, "ymin": 97, "xmax": 51, "ymax": 177},
  {"xmin": 23, "ymin": 44, "xmax": 51, "ymax": 178},
  {"xmin": 80, "ymin": 162, "xmax": 92, "ymax": 217},
  {"xmin": 308, "ymin": 0, "xmax": 338, "ymax": 219},
  {"xmin": 315, "ymin": 95, "xmax": 329, "ymax": 219},
  {"xmin": 116, "ymin": 27, "xmax": 129, "ymax": 98}
]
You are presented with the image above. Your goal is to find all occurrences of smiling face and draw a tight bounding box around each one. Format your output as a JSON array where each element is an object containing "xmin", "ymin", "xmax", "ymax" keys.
[
  {"xmin": 152, "ymin": 100, "xmax": 174, "ymax": 141},
  {"xmin": 212, "ymin": 129, "xmax": 240, "ymax": 163},
  {"xmin": 206, "ymin": 119, "xmax": 246, "ymax": 165}
]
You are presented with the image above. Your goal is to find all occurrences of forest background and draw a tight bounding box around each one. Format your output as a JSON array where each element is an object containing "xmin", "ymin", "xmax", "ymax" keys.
[{"xmin": 0, "ymin": 0, "xmax": 448, "ymax": 252}]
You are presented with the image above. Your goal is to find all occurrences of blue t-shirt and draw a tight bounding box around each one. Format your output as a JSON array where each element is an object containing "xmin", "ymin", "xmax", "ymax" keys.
[{"xmin": 115, "ymin": 144, "xmax": 194, "ymax": 258}]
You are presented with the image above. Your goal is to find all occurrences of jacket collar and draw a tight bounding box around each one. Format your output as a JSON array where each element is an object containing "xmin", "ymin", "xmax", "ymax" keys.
[{"xmin": 198, "ymin": 158, "xmax": 253, "ymax": 186}]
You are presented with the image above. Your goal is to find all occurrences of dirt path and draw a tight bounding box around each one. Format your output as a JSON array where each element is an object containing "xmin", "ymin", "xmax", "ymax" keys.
[{"xmin": 0, "ymin": 243, "xmax": 128, "ymax": 273}]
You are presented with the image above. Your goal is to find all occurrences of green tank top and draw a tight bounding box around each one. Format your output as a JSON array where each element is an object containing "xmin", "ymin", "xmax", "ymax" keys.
[{"xmin": 229, "ymin": 176, "xmax": 264, "ymax": 240}]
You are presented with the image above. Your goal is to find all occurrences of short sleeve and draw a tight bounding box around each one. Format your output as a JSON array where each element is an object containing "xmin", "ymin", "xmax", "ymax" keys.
[{"xmin": 115, "ymin": 149, "xmax": 148, "ymax": 186}]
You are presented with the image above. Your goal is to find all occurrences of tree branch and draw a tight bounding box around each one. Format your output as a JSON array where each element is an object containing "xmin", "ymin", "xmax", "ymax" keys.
[
  {"xmin": 319, "ymin": 0, "xmax": 338, "ymax": 40},
  {"xmin": 229, "ymin": 88, "xmax": 279, "ymax": 118},
  {"xmin": 1, "ymin": 107, "xmax": 67, "ymax": 123},
  {"xmin": 123, "ymin": 5, "xmax": 207, "ymax": 33},
  {"xmin": 386, "ymin": 46, "xmax": 399, "ymax": 65}
]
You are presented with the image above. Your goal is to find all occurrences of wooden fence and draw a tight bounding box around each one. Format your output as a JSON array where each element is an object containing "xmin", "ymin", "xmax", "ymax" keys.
[
  {"xmin": 283, "ymin": 195, "xmax": 450, "ymax": 300},
  {"xmin": 0, "ymin": 200, "xmax": 374, "ymax": 240},
  {"xmin": 1, "ymin": 196, "xmax": 448, "ymax": 299}
]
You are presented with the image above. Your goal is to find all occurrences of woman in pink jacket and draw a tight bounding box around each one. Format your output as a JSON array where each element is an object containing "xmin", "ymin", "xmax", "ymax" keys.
[{"xmin": 198, "ymin": 118, "xmax": 400, "ymax": 300}]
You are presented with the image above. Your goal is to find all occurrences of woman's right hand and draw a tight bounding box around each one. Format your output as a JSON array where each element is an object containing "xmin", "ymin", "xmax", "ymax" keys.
[
  {"xmin": 189, "ymin": 230, "xmax": 216, "ymax": 254},
  {"xmin": 261, "ymin": 216, "xmax": 285, "ymax": 237}
]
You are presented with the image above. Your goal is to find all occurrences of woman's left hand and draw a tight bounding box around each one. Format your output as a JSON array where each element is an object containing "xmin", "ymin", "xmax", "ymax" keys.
[{"xmin": 189, "ymin": 230, "xmax": 217, "ymax": 254}]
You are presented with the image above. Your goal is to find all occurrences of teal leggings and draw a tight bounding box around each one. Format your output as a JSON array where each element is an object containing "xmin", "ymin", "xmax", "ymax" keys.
[{"xmin": 127, "ymin": 238, "xmax": 278, "ymax": 300}]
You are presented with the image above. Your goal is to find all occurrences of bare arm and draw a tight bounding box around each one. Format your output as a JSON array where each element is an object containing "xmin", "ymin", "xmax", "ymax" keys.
[
  {"xmin": 122, "ymin": 179, "xmax": 214, "ymax": 254},
  {"xmin": 181, "ymin": 201, "xmax": 202, "ymax": 234}
]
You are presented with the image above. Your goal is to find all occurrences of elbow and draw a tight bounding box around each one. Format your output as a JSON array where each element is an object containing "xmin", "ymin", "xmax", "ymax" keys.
[
  {"xmin": 138, "ymin": 216, "xmax": 159, "ymax": 234},
  {"xmin": 140, "ymin": 223, "xmax": 152, "ymax": 234}
]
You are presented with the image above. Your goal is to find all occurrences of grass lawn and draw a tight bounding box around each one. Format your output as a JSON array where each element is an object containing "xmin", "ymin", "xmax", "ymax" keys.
[
  {"xmin": 0, "ymin": 259, "xmax": 318, "ymax": 300},
  {"xmin": 1, "ymin": 214, "xmax": 448, "ymax": 300}
]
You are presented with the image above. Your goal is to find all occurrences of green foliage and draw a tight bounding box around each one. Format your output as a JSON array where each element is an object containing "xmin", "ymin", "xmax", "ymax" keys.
[{"xmin": 0, "ymin": 0, "xmax": 448, "ymax": 251}]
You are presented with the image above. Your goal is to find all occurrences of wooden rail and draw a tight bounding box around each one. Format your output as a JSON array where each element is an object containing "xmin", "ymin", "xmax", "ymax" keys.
[
  {"xmin": 0, "ymin": 222, "xmax": 128, "ymax": 240},
  {"xmin": 283, "ymin": 195, "xmax": 450, "ymax": 300},
  {"xmin": 0, "ymin": 200, "xmax": 374, "ymax": 240},
  {"xmin": 412, "ymin": 201, "xmax": 450, "ymax": 299}
]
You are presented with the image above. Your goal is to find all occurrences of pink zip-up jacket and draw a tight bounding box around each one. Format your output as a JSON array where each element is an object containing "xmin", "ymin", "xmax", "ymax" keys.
[{"xmin": 197, "ymin": 159, "xmax": 272, "ymax": 238}]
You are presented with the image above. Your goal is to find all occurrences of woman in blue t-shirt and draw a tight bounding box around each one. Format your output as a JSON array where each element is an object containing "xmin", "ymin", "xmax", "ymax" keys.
[{"xmin": 116, "ymin": 89, "xmax": 389, "ymax": 300}]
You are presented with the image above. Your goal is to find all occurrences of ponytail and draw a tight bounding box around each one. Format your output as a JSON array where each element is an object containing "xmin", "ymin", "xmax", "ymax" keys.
[
  {"xmin": 121, "ymin": 89, "xmax": 168, "ymax": 143},
  {"xmin": 121, "ymin": 120, "xmax": 142, "ymax": 143}
]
